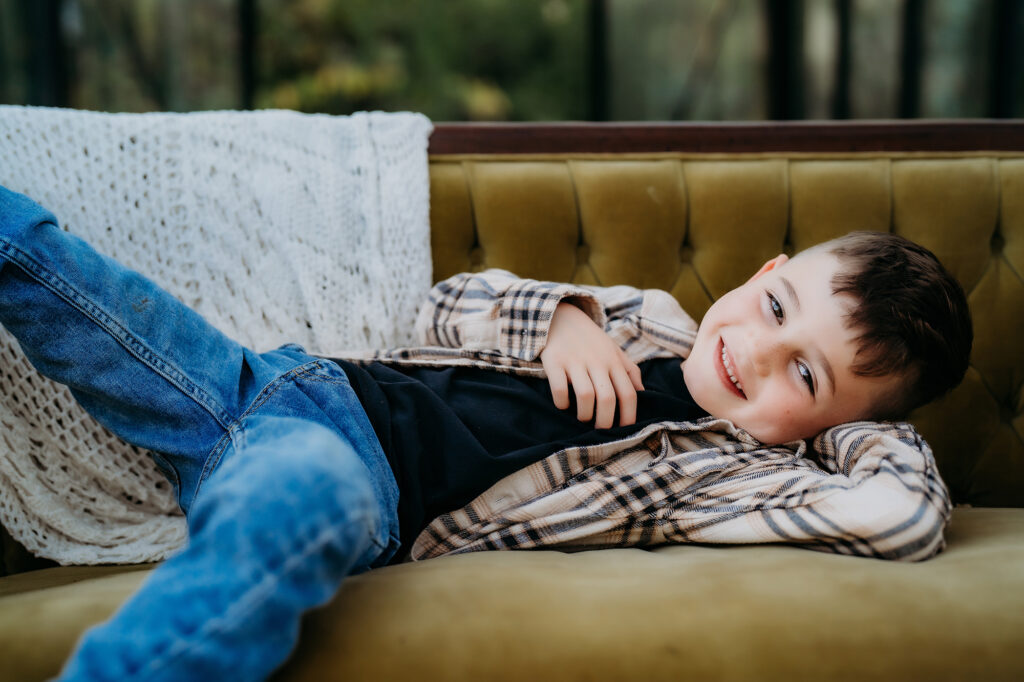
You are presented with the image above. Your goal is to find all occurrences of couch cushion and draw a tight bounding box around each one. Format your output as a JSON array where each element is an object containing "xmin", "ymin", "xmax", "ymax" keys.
[{"xmin": 2, "ymin": 508, "xmax": 1021, "ymax": 681}]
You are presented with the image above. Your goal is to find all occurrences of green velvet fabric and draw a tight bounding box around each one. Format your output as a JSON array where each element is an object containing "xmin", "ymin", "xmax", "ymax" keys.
[{"xmin": 1, "ymin": 509, "xmax": 1021, "ymax": 681}]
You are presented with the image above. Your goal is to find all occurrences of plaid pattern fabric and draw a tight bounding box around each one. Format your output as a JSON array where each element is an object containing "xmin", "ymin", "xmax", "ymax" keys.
[{"xmin": 339, "ymin": 269, "xmax": 952, "ymax": 562}]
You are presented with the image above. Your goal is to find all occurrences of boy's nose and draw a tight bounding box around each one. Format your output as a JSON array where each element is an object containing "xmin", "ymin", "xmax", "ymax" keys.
[
  {"xmin": 747, "ymin": 330, "xmax": 788, "ymax": 378},
  {"xmin": 750, "ymin": 344, "xmax": 773, "ymax": 378}
]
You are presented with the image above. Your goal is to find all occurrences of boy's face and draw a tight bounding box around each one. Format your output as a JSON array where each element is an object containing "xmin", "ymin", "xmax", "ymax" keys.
[{"xmin": 682, "ymin": 250, "xmax": 899, "ymax": 445}]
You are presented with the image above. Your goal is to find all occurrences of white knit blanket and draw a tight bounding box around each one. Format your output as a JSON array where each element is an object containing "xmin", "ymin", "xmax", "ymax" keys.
[{"xmin": 0, "ymin": 106, "xmax": 433, "ymax": 565}]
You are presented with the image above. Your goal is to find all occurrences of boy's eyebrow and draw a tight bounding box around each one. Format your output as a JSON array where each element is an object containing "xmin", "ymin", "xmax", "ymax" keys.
[{"xmin": 781, "ymin": 275, "xmax": 835, "ymax": 395}]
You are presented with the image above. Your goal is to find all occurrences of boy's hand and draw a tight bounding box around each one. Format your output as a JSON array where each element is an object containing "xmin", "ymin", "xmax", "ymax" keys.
[{"xmin": 540, "ymin": 301, "xmax": 645, "ymax": 428}]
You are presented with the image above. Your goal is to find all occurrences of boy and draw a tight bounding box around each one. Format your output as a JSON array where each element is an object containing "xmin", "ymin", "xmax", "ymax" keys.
[{"xmin": 0, "ymin": 185, "xmax": 970, "ymax": 681}]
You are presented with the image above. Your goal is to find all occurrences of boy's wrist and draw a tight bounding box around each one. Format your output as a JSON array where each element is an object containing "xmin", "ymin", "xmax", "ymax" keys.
[{"xmin": 558, "ymin": 295, "xmax": 590, "ymax": 312}]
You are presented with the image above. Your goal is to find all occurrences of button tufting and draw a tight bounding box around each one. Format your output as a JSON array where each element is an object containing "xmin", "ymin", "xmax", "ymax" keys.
[
  {"xmin": 469, "ymin": 245, "xmax": 485, "ymax": 267},
  {"xmin": 576, "ymin": 243, "xmax": 591, "ymax": 264},
  {"xmin": 991, "ymin": 230, "xmax": 1005, "ymax": 254}
]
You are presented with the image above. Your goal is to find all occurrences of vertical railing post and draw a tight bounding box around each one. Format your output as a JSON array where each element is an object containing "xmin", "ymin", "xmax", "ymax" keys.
[
  {"xmin": 763, "ymin": 0, "xmax": 805, "ymax": 120},
  {"xmin": 0, "ymin": 3, "xmax": 13, "ymax": 104},
  {"xmin": 898, "ymin": 0, "xmax": 924, "ymax": 118},
  {"xmin": 989, "ymin": 0, "xmax": 1020, "ymax": 118},
  {"xmin": 25, "ymin": 0, "xmax": 69, "ymax": 107},
  {"xmin": 240, "ymin": 0, "xmax": 256, "ymax": 110},
  {"xmin": 588, "ymin": 0, "xmax": 608, "ymax": 121},
  {"xmin": 832, "ymin": 0, "xmax": 851, "ymax": 119}
]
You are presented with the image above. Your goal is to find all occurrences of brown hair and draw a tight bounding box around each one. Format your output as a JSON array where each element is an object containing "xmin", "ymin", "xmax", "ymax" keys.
[{"xmin": 819, "ymin": 231, "xmax": 973, "ymax": 419}]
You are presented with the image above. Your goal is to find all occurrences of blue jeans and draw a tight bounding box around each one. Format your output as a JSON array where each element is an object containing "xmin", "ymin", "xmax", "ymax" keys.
[{"xmin": 0, "ymin": 186, "xmax": 401, "ymax": 680}]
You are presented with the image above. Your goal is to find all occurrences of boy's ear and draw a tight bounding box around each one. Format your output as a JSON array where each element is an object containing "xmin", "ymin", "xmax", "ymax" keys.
[{"xmin": 747, "ymin": 254, "xmax": 789, "ymax": 282}]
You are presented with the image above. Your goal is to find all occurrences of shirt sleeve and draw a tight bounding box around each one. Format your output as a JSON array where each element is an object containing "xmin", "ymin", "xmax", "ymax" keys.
[
  {"xmin": 413, "ymin": 269, "xmax": 699, "ymax": 362},
  {"xmin": 691, "ymin": 422, "xmax": 953, "ymax": 561},
  {"xmin": 804, "ymin": 421, "xmax": 952, "ymax": 560},
  {"xmin": 411, "ymin": 419, "xmax": 951, "ymax": 562}
]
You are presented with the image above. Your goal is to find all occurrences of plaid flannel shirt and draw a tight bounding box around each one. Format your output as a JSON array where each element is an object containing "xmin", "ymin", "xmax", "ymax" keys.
[{"xmin": 340, "ymin": 269, "xmax": 952, "ymax": 562}]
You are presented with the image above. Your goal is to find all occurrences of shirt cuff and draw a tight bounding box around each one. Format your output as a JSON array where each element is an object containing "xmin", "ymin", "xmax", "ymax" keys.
[{"xmin": 498, "ymin": 279, "xmax": 606, "ymax": 361}]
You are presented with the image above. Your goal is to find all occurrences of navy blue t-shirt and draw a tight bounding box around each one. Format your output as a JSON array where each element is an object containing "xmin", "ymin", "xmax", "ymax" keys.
[{"xmin": 334, "ymin": 357, "xmax": 708, "ymax": 560}]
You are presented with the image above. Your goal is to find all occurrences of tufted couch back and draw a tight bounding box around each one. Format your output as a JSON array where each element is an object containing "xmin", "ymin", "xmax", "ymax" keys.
[{"xmin": 428, "ymin": 141, "xmax": 1024, "ymax": 508}]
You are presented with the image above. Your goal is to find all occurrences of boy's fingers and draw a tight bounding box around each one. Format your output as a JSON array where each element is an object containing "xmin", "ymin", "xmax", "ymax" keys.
[
  {"xmin": 568, "ymin": 365, "xmax": 595, "ymax": 422},
  {"xmin": 592, "ymin": 371, "xmax": 617, "ymax": 429},
  {"xmin": 626, "ymin": 361, "xmax": 644, "ymax": 392},
  {"xmin": 611, "ymin": 367, "xmax": 638, "ymax": 427},
  {"xmin": 545, "ymin": 364, "xmax": 571, "ymax": 410}
]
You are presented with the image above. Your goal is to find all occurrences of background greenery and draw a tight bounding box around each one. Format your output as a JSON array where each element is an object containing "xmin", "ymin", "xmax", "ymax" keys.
[{"xmin": 0, "ymin": 0, "xmax": 1019, "ymax": 120}]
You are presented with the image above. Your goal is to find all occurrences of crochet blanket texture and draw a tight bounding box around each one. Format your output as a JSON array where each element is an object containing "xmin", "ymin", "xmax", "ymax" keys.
[{"xmin": 0, "ymin": 106, "xmax": 433, "ymax": 565}]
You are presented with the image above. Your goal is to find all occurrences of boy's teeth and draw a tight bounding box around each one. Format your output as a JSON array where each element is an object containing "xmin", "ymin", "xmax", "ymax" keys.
[{"xmin": 721, "ymin": 344, "xmax": 744, "ymax": 391}]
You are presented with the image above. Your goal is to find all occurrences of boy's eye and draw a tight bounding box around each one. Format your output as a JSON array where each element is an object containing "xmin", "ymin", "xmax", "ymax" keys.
[
  {"xmin": 797, "ymin": 361, "xmax": 815, "ymax": 396},
  {"xmin": 767, "ymin": 292, "xmax": 784, "ymax": 324}
]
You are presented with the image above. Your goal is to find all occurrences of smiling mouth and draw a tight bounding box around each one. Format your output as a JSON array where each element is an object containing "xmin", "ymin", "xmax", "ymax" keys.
[{"xmin": 716, "ymin": 337, "xmax": 747, "ymax": 399}]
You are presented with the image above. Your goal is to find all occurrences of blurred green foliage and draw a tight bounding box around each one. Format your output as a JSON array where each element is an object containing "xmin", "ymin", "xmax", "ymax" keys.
[
  {"xmin": 257, "ymin": 0, "xmax": 588, "ymax": 120},
  {"xmin": 0, "ymin": 0, "xmax": 589, "ymax": 120}
]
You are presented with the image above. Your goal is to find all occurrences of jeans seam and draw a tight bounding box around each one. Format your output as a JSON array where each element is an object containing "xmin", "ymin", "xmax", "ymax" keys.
[
  {"xmin": 135, "ymin": 509, "xmax": 383, "ymax": 679},
  {"xmin": 191, "ymin": 432, "xmax": 236, "ymax": 506},
  {"xmin": 0, "ymin": 238, "xmax": 234, "ymax": 428},
  {"xmin": 177, "ymin": 359, "xmax": 358, "ymax": 516},
  {"xmin": 235, "ymin": 361, "xmax": 329, "ymax": 421},
  {"xmin": 193, "ymin": 360, "xmax": 399, "ymax": 556},
  {"xmin": 191, "ymin": 361, "xmax": 340, "ymax": 504}
]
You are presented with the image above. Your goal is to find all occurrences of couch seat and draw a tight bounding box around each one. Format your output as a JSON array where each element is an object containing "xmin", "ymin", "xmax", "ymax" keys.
[{"xmin": 1, "ymin": 508, "xmax": 1021, "ymax": 681}]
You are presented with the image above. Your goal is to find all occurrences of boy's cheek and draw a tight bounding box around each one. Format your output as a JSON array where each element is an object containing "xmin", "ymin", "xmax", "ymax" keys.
[
  {"xmin": 681, "ymin": 360, "xmax": 719, "ymax": 413},
  {"xmin": 735, "ymin": 411, "xmax": 801, "ymax": 445},
  {"xmin": 733, "ymin": 394, "xmax": 814, "ymax": 444}
]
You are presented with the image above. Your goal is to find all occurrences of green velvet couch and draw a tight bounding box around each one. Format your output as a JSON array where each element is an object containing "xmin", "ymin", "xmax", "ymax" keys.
[{"xmin": 2, "ymin": 121, "xmax": 1023, "ymax": 681}]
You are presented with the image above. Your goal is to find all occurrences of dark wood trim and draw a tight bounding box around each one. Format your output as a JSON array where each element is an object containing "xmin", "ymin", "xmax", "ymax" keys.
[{"xmin": 429, "ymin": 120, "xmax": 1024, "ymax": 154}]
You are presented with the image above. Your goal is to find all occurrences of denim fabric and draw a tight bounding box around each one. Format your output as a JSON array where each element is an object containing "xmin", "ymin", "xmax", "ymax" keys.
[{"xmin": 0, "ymin": 186, "xmax": 401, "ymax": 680}]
